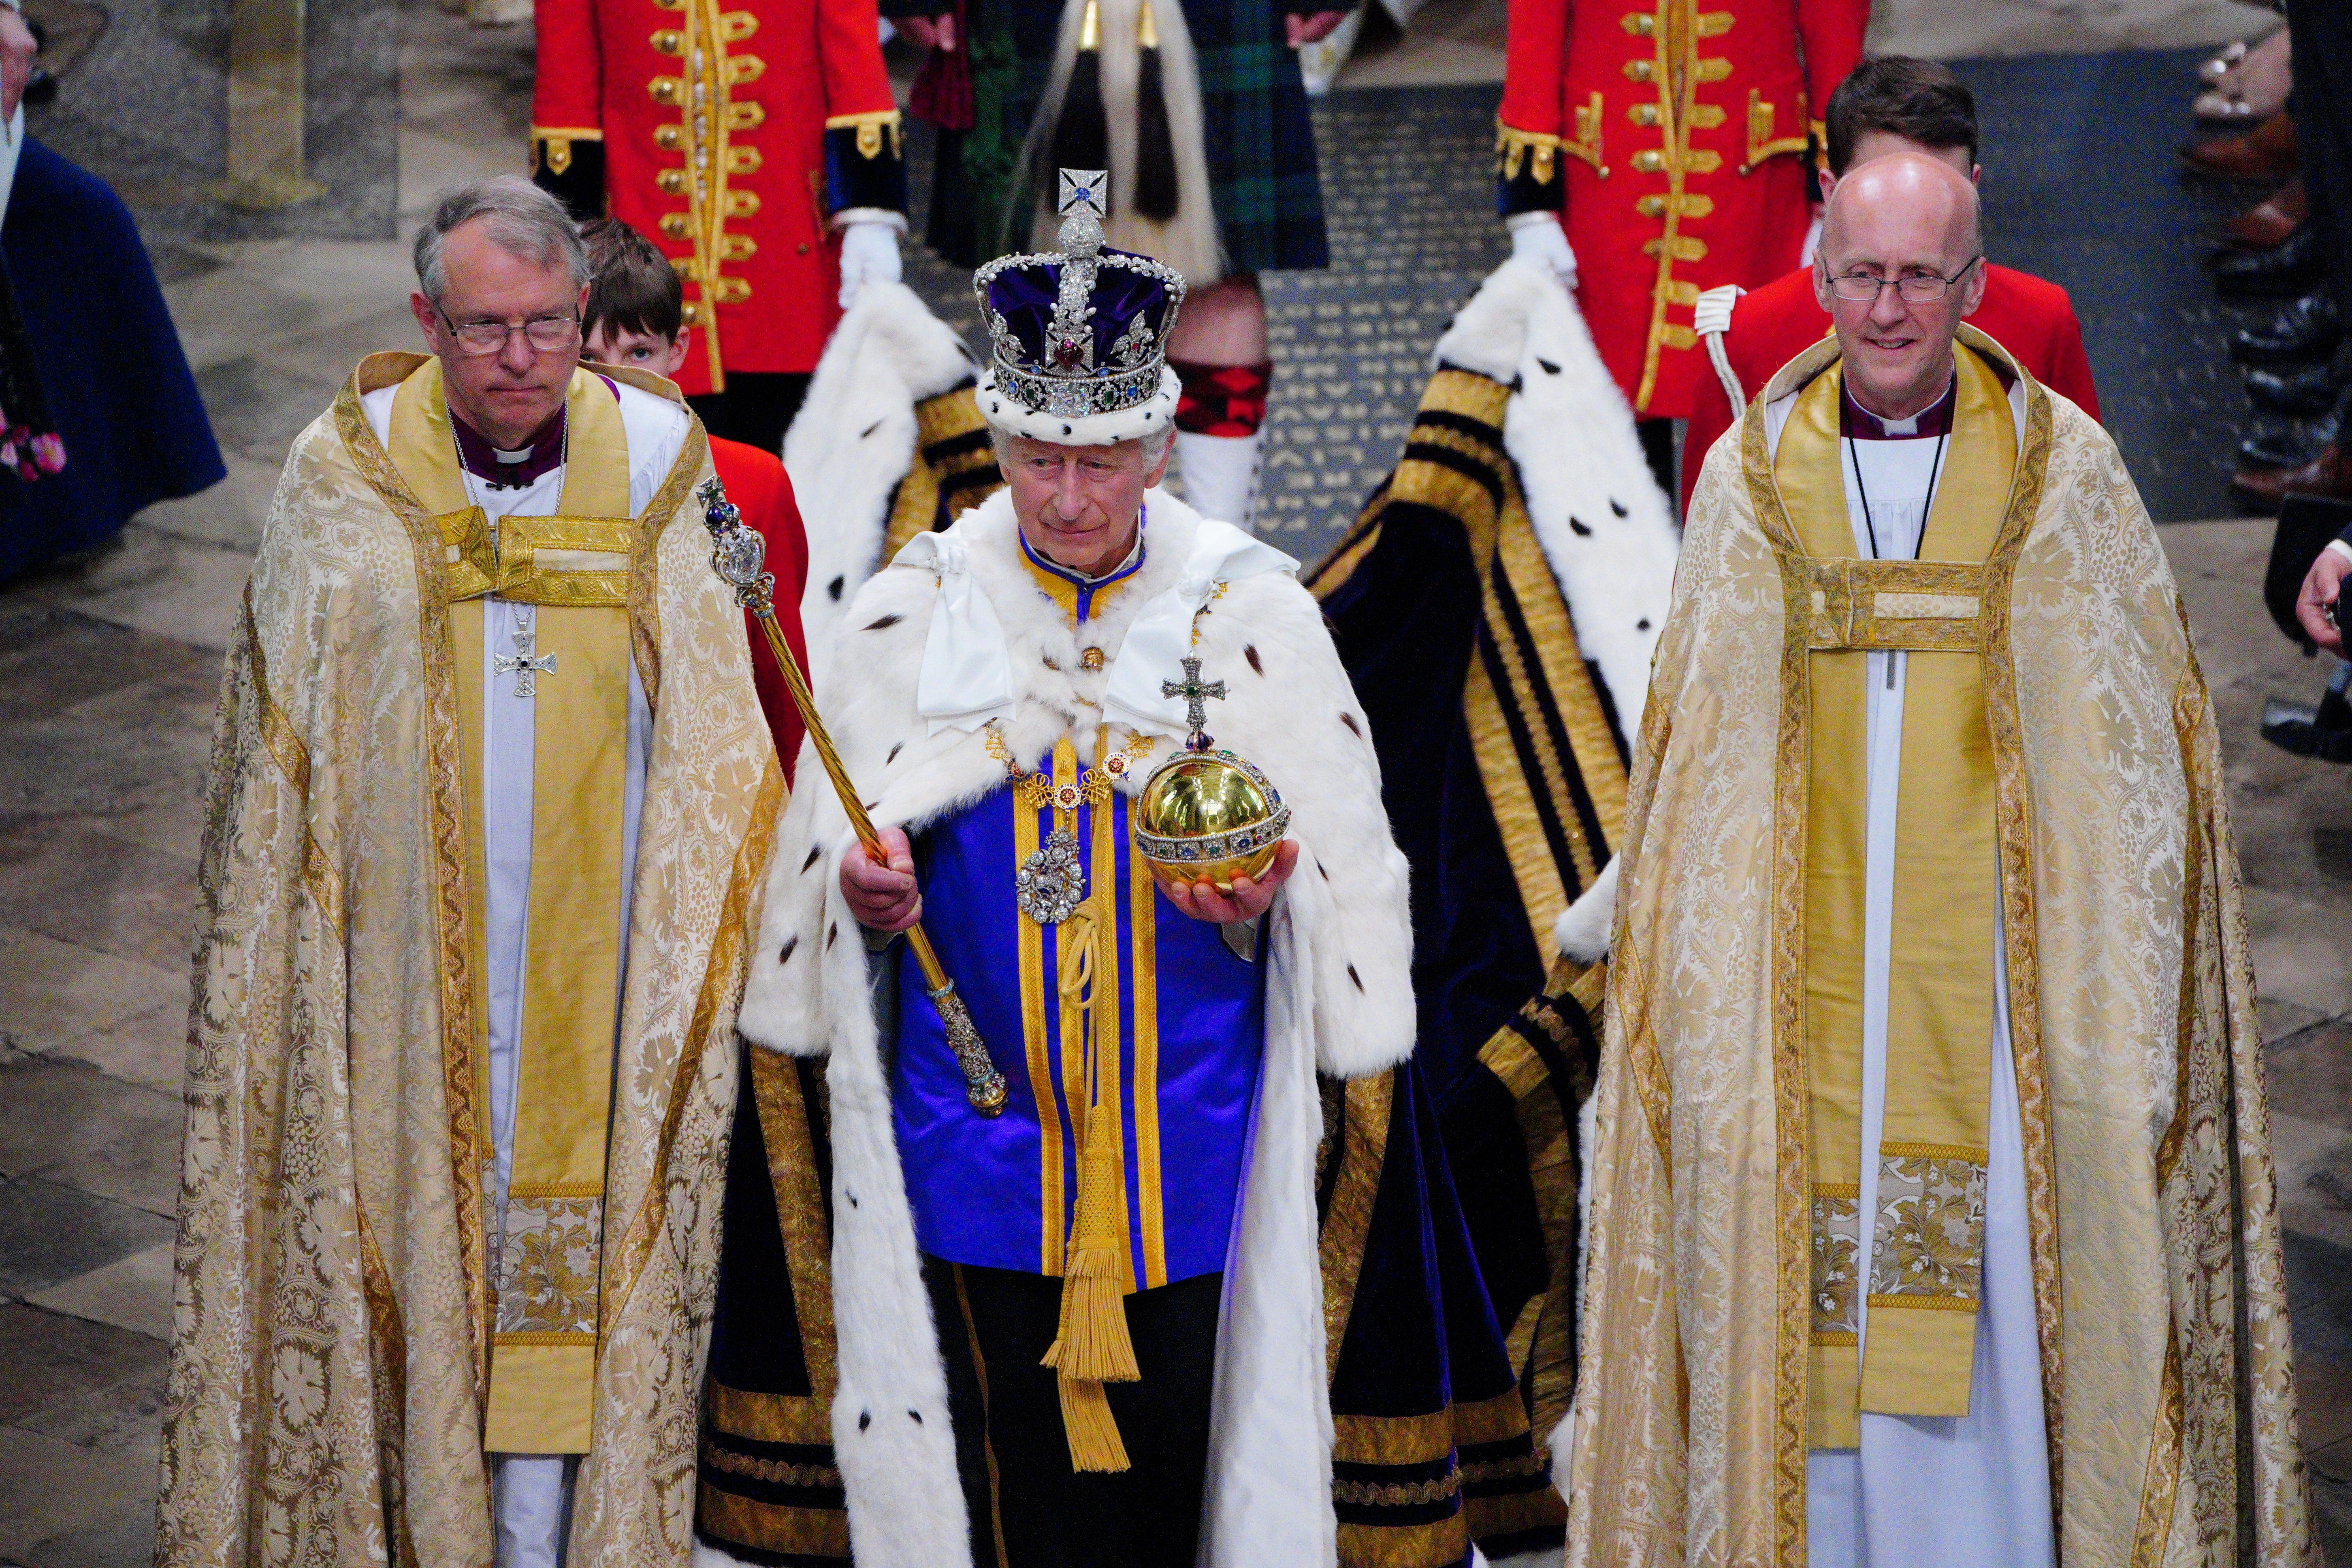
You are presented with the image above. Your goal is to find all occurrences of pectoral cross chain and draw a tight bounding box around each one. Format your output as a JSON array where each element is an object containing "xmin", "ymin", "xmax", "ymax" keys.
[
  {"xmin": 1162, "ymin": 656, "xmax": 1226, "ymax": 751},
  {"xmin": 495, "ymin": 614, "xmax": 556, "ymax": 698}
]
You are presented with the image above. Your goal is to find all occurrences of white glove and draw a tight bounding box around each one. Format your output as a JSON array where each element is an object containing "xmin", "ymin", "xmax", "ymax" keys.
[
  {"xmin": 838, "ymin": 220, "xmax": 903, "ymax": 309},
  {"xmin": 1506, "ymin": 210, "xmax": 1578, "ymax": 292}
]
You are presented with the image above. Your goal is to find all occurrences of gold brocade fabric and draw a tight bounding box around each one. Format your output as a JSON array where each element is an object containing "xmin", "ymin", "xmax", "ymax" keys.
[
  {"xmin": 159, "ymin": 350, "xmax": 779, "ymax": 1566},
  {"xmin": 1566, "ymin": 327, "xmax": 2311, "ymax": 1568},
  {"xmin": 386, "ymin": 358, "xmax": 640, "ymax": 1455},
  {"xmin": 1778, "ymin": 348, "xmax": 2013, "ymax": 1444}
]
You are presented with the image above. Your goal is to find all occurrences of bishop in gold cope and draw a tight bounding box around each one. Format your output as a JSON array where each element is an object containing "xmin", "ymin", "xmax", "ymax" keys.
[
  {"xmin": 1570, "ymin": 153, "xmax": 2313, "ymax": 1568},
  {"xmin": 158, "ymin": 177, "xmax": 778, "ymax": 1568}
]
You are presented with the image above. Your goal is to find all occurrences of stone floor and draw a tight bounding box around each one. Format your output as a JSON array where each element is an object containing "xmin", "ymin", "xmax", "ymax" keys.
[{"xmin": 3, "ymin": 1, "xmax": 2352, "ymax": 1565}]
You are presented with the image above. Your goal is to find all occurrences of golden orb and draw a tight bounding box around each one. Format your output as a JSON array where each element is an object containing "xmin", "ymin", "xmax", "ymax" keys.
[{"xmin": 1131, "ymin": 748, "xmax": 1292, "ymax": 895}]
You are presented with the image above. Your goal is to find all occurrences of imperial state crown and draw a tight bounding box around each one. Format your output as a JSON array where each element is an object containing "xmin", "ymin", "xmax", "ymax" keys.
[{"xmin": 973, "ymin": 168, "xmax": 1188, "ymax": 445}]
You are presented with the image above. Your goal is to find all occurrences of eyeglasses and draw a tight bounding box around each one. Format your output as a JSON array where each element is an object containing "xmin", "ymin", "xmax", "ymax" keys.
[
  {"xmin": 435, "ymin": 305, "xmax": 582, "ymax": 356},
  {"xmin": 1825, "ymin": 256, "xmax": 1982, "ymax": 304}
]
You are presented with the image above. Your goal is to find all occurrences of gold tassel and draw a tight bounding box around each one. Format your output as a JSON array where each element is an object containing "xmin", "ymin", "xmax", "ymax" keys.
[
  {"xmin": 1056, "ymin": 1371, "xmax": 1130, "ymax": 1472},
  {"xmin": 1046, "ymin": 1095, "xmax": 1143, "ymax": 1385},
  {"xmin": 1038, "ymin": 770, "xmax": 1141, "ymax": 1472}
]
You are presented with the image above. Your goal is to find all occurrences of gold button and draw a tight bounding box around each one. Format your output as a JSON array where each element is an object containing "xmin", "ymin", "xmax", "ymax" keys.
[
  {"xmin": 659, "ymin": 212, "xmax": 691, "ymax": 239},
  {"xmin": 1618, "ymin": 11, "xmax": 1654, "ymax": 33},
  {"xmin": 647, "ymin": 75, "xmax": 684, "ymax": 106},
  {"xmin": 796, "ymin": 241, "xmax": 810, "ymax": 254},
  {"xmin": 1623, "ymin": 58, "xmax": 1655, "ymax": 83},
  {"xmin": 1081, "ymin": 648, "xmax": 1105, "ymax": 670},
  {"xmin": 649, "ymin": 28, "xmax": 684, "ymax": 54},
  {"xmin": 656, "ymin": 168, "xmax": 687, "ymax": 194},
  {"xmin": 654, "ymin": 123, "xmax": 683, "ymax": 151}
]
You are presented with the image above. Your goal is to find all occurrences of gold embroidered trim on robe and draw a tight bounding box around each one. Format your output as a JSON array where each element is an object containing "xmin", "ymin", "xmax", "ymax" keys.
[
  {"xmin": 1772, "ymin": 346, "xmax": 2013, "ymax": 1446},
  {"xmin": 387, "ymin": 359, "xmax": 641, "ymax": 1453}
]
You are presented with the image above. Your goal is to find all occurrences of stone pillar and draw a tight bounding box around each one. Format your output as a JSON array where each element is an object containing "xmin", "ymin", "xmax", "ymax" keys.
[{"xmin": 214, "ymin": 0, "xmax": 326, "ymax": 209}]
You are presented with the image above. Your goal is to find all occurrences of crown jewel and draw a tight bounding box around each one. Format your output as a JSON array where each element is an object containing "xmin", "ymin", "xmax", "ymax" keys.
[{"xmin": 973, "ymin": 168, "xmax": 1187, "ymax": 435}]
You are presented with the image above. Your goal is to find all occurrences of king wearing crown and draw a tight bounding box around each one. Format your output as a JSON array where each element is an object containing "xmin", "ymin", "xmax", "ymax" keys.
[{"xmin": 692, "ymin": 176, "xmax": 1567, "ymax": 1568}]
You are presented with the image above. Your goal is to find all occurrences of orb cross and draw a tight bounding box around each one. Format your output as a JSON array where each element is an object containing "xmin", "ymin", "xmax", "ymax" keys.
[{"xmin": 1163, "ymin": 656, "xmax": 1227, "ymax": 750}]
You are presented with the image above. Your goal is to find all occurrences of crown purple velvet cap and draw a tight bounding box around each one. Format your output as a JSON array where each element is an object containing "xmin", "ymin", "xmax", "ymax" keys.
[{"xmin": 972, "ymin": 169, "xmax": 1188, "ymax": 445}]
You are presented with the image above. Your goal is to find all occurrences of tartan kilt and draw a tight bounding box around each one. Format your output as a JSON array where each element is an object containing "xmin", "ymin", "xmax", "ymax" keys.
[{"xmin": 922, "ymin": 0, "xmax": 1331, "ymax": 275}]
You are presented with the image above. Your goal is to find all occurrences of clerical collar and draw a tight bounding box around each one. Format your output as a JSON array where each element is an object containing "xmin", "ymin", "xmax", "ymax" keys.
[
  {"xmin": 1842, "ymin": 374, "xmax": 1955, "ymax": 441},
  {"xmin": 1020, "ymin": 516, "xmax": 1148, "ymax": 625},
  {"xmin": 450, "ymin": 404, "xmax": 566, "ymax": 489}
]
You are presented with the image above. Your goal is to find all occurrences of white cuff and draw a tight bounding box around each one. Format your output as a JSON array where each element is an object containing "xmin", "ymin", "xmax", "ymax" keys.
[
  {"xmin": 830, "ymin": 207, "xmax": 908, "ymax": 233},
  {"xmin": 2326, "ymin": 538, "xmax": 2352, "ymax": 566}
]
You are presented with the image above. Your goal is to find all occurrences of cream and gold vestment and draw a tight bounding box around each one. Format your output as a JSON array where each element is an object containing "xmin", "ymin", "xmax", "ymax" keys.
[
  {"xmin": 159, "ymin": 354, "xmax": 780, "ymax": 1566},
  {"xmin": 1568, "ymin": 327, "xmax": 2313, "ymax": 1567}
]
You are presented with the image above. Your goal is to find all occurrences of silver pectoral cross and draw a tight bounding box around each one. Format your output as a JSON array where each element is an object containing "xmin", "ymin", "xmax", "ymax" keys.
[
  {"xmin": 1162, "ymin": 655, "xmax": 1227, "ymax": 752},
  {"xmin": 495, "ymin": 611, "xmax": 556, "ymax": 698}
]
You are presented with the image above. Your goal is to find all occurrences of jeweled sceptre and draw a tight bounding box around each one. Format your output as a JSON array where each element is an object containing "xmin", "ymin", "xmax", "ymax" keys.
[{"xmin": 700, "ymin": 478, "xmax": 1009, "ymax": 1116}]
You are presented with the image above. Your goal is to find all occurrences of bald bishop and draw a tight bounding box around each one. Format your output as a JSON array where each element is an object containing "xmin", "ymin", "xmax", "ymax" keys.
[{"xmin": 1567, "ymin": 153, "xmax": 2314, "ymax": 1567}]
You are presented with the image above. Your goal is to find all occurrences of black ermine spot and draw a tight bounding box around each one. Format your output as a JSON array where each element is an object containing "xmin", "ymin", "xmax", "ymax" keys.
[
  {"xmin": 827, "ymin": 923, "xmax": 838, "ymax": 949},
  {"xmin": 1537, "ymin": 358, "xmax": 1561, "ymax": 375},
  {"xmin": 778, "ymin": 935, "xmax": 798, "ymax": 965},
  {"xmin": 1245, "ymin": 644, "xmax": 1263, "ymax": 675},
  {"xmin": 861, "ymin": 418, "xmax": 885, "ymax": 439},
  {"xmin": 1339, "ymin": 712, "xmax": 1362, "ymax": 737},
  {"xmin": 1569, "ymin": 516, "xmax": 1592, "ymax": 537},
  {"xmin": 1348, "ymin": 965, "xmax": 1363, "ymax": 991},
  {"xmin": 887, "ymin": 742, "xmax": 904, "ymax": 764},
  {"xmin": 864, "ymin": 614, "xmax": 902, "ymax": 631},
  {"xmin": 858, "ymin": 1410, "xmax": 871, "ymax": 1431},
  {"xmin": 802, "ymin": 846, "xmax": 822, "ymax": 873},
  {"xmin": 1637, "ymin": 618, "xmax": 1651, "ymax": 631},
  {"xmin": 1317, "ymin": 861, "xmax": 1328, "ymax": 881},
  {"xmin": 908, "ymin": 1409, "xmax": 923, "ymax": 1424},
  {"xmin": 1610, "ymin": 499, "xmax": 1628, "ymax": 518},
  {"xmin": 827, "ymin": 575, "xmax": 845, "ymax": 601}
]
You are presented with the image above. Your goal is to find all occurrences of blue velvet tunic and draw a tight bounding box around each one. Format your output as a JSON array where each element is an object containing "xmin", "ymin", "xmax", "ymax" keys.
[{"xmin": 890, "ymin": 533, "xmax": 1266, "ymax": 1289}]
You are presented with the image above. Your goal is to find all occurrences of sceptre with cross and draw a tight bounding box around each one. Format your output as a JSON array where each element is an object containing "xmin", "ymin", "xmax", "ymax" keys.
[
  {"xmin": 1164, "ymin": 656, "xmax": 1226, "ymax": 752},
  {"xmin": 694, "ymin": 477, "xmax": 1009, "ymax": 1117}
]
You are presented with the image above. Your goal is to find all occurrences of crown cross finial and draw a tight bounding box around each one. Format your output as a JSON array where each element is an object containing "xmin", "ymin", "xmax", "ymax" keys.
[
  {"xmin": 1163, "ymin": 656, "xmax": 1228, "ymax": 752},
  {"xmin": 1058, "ymin": 168, "xmax": 1109, "ymax": 220}
]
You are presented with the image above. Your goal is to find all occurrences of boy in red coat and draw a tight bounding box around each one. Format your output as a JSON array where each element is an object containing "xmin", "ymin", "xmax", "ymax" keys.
[
  {"xmin": 1679, "ymin": 56, "xmax": 2100, "ymax": 516},
  {"xmin": 580, "ymin": 217, "xmax": 812, "ymax": 777}
]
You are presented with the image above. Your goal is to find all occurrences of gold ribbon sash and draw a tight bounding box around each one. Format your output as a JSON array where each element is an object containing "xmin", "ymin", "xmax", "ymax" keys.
[
  {"xmin": 1779, "ymin": 346, "xmax": 2015, "ymax": 1447},
  {"xmin": 388, "ymin": 358, "xmax": 639, "ymax": 1453}
]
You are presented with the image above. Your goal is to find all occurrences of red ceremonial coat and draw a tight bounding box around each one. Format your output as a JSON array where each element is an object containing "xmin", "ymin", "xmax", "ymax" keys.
[
  {"xmin": 711, "ymin": 435, "xmax": 811, "ymax": 776},
  {"xmin": 1497, "ymin": 0, "xmax": 1868, "ymax": 420},
  {"xmin": 532, "ymin": 0, "xmax": 902, "ymax": 394},
  {"xmin": 1678, "ymin": 262, "xmax": 2102, "ymax": 515}
]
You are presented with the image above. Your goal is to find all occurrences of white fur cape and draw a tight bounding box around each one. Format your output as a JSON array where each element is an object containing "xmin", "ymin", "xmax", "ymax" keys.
[
  {"xmin": 783, "ymin": 280, "xmax": 982, "ymax": 686},
  {"xmin": 731, "ymin": 486, "xmax": 1415, "ymax": 1568},
  {"xmin": 1429, "ymin": 258, "xmax": 1676, "ymax": 968}
]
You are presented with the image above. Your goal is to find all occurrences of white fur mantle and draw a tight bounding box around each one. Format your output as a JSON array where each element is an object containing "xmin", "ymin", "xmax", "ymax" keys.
[
  {"xmin": 734, "ymin": 487, "xmax": 1415, "ymax": 1568},
  {"xmin": 1432, "ymin": 258, "xmax": 1678, "ymax": 970}
]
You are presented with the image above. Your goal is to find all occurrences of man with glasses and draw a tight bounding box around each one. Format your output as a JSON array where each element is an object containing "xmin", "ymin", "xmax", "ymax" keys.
[
  {"xmin": 1678, "ymin": 55, "xmax": 2100, "ymax": 519},
  {"xmin": 1568, "ymin": 151, "xmax": 2312, "ymax": 1567},
  {"xmin": 158, "ymin": 176, "xmax": 779, "ymax": 1568}
]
